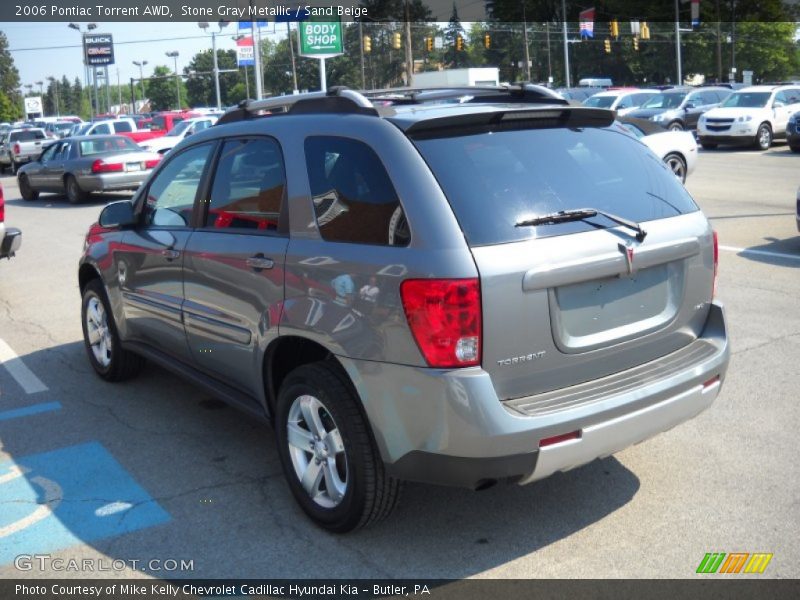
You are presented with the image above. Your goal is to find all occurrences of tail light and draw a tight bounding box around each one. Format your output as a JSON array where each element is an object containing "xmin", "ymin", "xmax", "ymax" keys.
[
  {"xmin": 91, "ymin": 159, "xmax": 124, "ymax": 173},
  {"xmin": 12, "ymin": 143, "xmax": 20, "ymax": 155},
  {"xmin": 144, "ymin": 158, "xmax": 161, "ymax": 169},
  {"xmin": 400, "ymin": 278, "xmax": 481, "ymax": 368},
  {"xmin": 712, "ymin": 230, "xmax": 719, "ymax": 299}
]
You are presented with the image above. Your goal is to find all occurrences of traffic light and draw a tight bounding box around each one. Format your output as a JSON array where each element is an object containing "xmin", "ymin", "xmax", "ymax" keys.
[
  {"xmin": 604, "ymin": 38, "xmax": 611, "ymax": 53},
  {"xmin": 484, "ymin": 34, "xmax": 491, "ymax": 49},
  {"xmin": 610, "ymin": 20, "xmax": 619, "ymax": 39},
  {"xmin": 633, "ymin": 37, "xmax": 639, "ymax": 51},
  {"xmin": 392, "ymin": 32, "xmax": 402, "ymax": 49},
  {"xmin": 426, "ymin": 37, "xmax": 433, "ymax": 52},
  {"xmin": 641, "ymin": 22, "xmax": 650, "ymax": 40},
  {"xmin": 363, "ymin": 35, "xmax": 371, "ymax": 53},
  {"xmin": 456, "ymin": 35, "xmax": 463, "ymax": 51}
]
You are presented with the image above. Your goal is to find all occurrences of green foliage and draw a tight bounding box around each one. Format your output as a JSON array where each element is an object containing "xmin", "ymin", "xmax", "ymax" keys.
[
  {"xmin": 0, "ymin": 30, "xmax": 21, "ymax": 120},
  {"xmin": 146, "ymin": 65, "xmax": 184, "ymax": 111}
]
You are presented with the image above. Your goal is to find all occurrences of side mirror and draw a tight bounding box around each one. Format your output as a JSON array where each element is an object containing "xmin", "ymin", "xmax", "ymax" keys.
[
  {"xmin": 684, "ymin": 102, "xmax": 696, "ymax": 110},
  {"xmin": 99, "ymin": 200, "xmax": 137, "ymax": 228}
]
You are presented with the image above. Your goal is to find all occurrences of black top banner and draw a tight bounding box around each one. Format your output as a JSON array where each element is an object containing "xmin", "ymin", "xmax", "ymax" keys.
[{"xmin": 2, "ymin": 1, "xmax": 798, "ymax": 22}]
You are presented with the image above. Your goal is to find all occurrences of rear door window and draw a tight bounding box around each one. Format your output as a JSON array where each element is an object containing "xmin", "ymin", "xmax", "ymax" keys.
[
  {"xmin": 304, "ymin": 136, "xmax": 409, "ymax": 246},
  {"xmin": 113, "ymin": 121, "xmax": 133, "ymax": 133},
  {"xmin": 413, "ymin": 125, "xmax": 698, "ymax": 246}
]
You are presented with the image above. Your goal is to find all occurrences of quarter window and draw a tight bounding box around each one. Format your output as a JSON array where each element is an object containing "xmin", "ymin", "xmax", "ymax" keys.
[
  {"xmin": 304, "ymin": 136, "xmax": 409, "ymax": 246},
  {"xmin": 143, "ymin": 143, "xmax": 213, "ymax": 228},
  {"xmin": 204, "ymin": 137, "xmax": 286, "ymax": 232}
]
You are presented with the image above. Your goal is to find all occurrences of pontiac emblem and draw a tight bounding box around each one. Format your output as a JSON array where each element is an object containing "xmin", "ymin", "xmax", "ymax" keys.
[{"xmin": 618, "ymin": 242, "xmax": 636, "ymax": 275}]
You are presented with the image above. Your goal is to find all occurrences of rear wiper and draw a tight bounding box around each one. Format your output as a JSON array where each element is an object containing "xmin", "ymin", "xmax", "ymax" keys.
[{"xmin": 515, "ymin": 208, "xmax": 647, "ymax": 242}]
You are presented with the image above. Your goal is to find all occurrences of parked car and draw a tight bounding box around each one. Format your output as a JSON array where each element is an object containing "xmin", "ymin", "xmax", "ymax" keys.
[
  {"xmin": 697, "ymin": 84, "xmax": 800, "ymax": 150},
  {"xmin": 44, "ymin": 121, "xmax": 78, "ymax": 140},
  {"xmin": 138, "ymin": 116, "xmax": 218, "ymax": 154},
  {"xmin": 583, "ymin": 88, "xmax": 659, "ymax": 115},
  {"xmin": 0, "ymin": 128, "xmax": 47, "ymax": 174},
  {"xmin": 0, "ymin": 183, "xmax": 22, "ymax": 260},
  {"xmin": 627, "ymin": 87, "xmax": 731, "ymax": 131},
  {"xmin": 556, "ymin": 87, "xmax": 603, "ymax": 103},
  {"xmin": 17, "ymin": 135, "xmax": 161, "ymax": 204},
  {"xmin": 786, "ymin": 111, "xmax": 800, "ymax": 153},
  {"xmin": 78, "ymin": 86, "xmax": 729, "ymax": 532},
  {"xmin": 617, "ymin": 117, "xmax": 698, "ymax": 183},
  {"xmin": 72, "ymin": 118, "xmax": 165, "ymax": 144}
]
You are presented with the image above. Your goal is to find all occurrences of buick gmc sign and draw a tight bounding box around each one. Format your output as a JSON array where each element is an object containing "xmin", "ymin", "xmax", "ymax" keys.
[{"xmin": 83, "ymin": 34, "xmax": 115, "ymax": 66}]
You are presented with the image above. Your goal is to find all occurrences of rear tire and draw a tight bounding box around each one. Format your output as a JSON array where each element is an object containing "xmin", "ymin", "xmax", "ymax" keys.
[
  {"xmin": 667, "ymin": 121, "xmax": 684, "ymax": 132},
  {"xmin": 663, "ymin": 152, "xmax": 687, "ymax": 184},
  {"xmin": 275, "ymin": 361, "xmax": 401, "ymax": 532},
  {"xmin": 18, "ymin": 174, "xmax": 39, "ymax": 201},
  {"xmin": 81, "ymin": 279, "xmax": 145, "ymax": 381},
  {"xmin": 754, "ymin": 123, "xmax": 772, "ymax": 151},
  {"xmin": 66, "ymin": 175, "xmax": 88, "ymax": 204}
]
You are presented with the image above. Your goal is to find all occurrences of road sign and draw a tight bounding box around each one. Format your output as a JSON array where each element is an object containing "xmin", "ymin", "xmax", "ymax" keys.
[{"xmin": 298, "ymin": 19, "xmax": 343, "ymax": 59}]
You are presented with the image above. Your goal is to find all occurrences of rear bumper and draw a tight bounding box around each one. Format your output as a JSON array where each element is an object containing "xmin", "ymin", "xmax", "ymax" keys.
[
  {"xmin": 341, "ymin": 302, "xmax": 729, "ymax": 489},
  {"xmin": 1, "ymin": 227, "xmax": 21, "ymax": 259},
  {"xmin": 77, "ymin": 171, "xmax": 151, "ymax": 192}
]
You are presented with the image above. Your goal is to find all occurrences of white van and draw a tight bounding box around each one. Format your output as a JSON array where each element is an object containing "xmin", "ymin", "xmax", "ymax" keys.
[{"xmin": 579, "ymin": 77, "xmax": 613, "ymax": 88}]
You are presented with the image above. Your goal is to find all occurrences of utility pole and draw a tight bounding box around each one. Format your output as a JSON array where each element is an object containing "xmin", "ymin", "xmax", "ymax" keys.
[
  {"xmin": 359, "ymin": 20, "xmax": 366, "ymax": 90},
  {"xmin": 166, "ymin": 51, "xmax": 181, "ymax": 109},
  {"xmin": 522, "ymin": 6, "xmax": 531, "ymax": 82},
  {"xmin": 674, "ymin": 0, "xmax": 683, "ymax": 85},
  {"xmin": 561, "ymin": 0, "xmax": 570, "ymax": 87},
  {"xmin": 253, "ymin": 22, "xmax": 263, "ymax": 99},
  {"xmin": 133, "ymin": 60, "xmax": 148, "ymax": 112},
  {"xmin": 288, "ymin": 22, "xmax": 298, "ymax": 93},
  {"xmin": 404, "ymin": 0, "xmax": 413, "ymax": 87}
]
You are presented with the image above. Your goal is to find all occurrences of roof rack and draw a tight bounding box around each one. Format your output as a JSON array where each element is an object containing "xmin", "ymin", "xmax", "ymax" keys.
[
  {"xmin": 216, "ymin": 87, "xmax": 378, "ymax": 125},
  {"xmin": 361, "ymin": 83, "xmax": 568, "ymax": 106}
]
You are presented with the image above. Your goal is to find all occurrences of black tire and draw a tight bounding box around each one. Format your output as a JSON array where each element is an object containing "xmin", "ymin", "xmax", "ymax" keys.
[
  {"xmin": 81, "ymin": 279, "xmax": 144, "ymax": 382},
  {"xmin": 275, "ymin": 361, "xmax": 401, "ymax": 532},
  {"xmin": 66, "ymin": 175, "xmax": 88, "ymax": 204},
  {"xmin": 754, "ymin": 123, "xmax": 772, "ymax": 151},
  {"xmin": 663, "ymin": 152, "xmax": 687, "ymax": 184},
  {"xmin": 18, "ymin": 174, "xmax": 39, "ymax": 201},
  {"xmin": 700, "ymin": 142, "xmax": 718, "ymax": 150},
  {"xmin": 667, "ymin": 121, "xmax": 684, "ymax": 132},
  {"xmin": 789, "ymin": 145, "xmax": 800, "ymax": 154}
]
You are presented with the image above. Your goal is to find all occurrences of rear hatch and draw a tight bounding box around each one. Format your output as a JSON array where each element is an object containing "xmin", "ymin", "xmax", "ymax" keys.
[{"xmin": 410, "ymin": 109, "xmax": 715, "ymax": 401}]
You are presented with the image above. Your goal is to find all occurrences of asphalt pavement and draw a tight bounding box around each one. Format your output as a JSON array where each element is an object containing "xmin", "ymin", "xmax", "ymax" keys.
[{"xmin": 0, "ymin": 142, "xmax": 798, "ymax": 579}]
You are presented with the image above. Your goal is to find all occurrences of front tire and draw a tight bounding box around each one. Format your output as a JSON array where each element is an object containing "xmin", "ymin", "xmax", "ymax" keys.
[
  {"xmin": 663, "ymin": 152, "xmax": 687, "ymax": 184},
  {"xmin": 18, "ymin": 174, "xmax": 39, "ymax": 201},
  {"xmin": 755, "ymin": 123, "xmax": 772, "ymax": 151},
  {"xmin": 667, "ymin": 121, "xmax": 684, "ymax": 132},
  {"xmin": 275, "ymin": 361, "xmax": 400, "ymax": 532},
  {"xmin": 66, "ymin": 175, "xmax": 89, "ymax": 204},
  {"xmin": 81, "ymin": 279, "xmax": 144, "ymax": 381}
]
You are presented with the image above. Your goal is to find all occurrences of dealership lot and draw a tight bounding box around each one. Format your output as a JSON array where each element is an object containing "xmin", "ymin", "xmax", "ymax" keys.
[{"xmin": 0, "ymin": 144, "xmax": 798, "ymax": 579}]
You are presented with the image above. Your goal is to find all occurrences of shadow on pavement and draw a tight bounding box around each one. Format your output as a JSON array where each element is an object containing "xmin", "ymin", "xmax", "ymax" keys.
[{"xmin": 723, "ymin": 236, "xmax": 800, "ymax": 268}]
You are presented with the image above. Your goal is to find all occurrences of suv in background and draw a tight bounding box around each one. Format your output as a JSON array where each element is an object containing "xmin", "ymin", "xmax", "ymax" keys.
[
  {"xmin": 697, "ymin": 84, "xmax": 800, "ymax": 150},
  {"xmin": 1, "ymin": 183, "xmax": 21, "ymax": 260},
  {"xmin": 0, "ymin": 128, "xmax": 47, "ymax": 174},
  {"xmin": 79, "ymin": 86, "xmax": 729, "ymax": 532},
  {"xmin": 627, "ymin": 87, "xmax": 731, "ymax": 131},
  {"xmin": 582, "ymin": 88, "xmax": 659, "ymax": 115}
]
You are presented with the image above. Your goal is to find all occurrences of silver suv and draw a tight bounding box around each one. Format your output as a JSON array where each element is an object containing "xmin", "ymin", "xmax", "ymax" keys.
[{"xmin": 78, "ymin": 86, "xmax": 730, "ymax": 532}]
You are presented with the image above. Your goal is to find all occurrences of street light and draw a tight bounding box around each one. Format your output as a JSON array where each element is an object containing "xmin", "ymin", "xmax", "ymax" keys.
[
  {"xmin": 132, "ymin": 60, "xmax": 148, "ymax": 113},
  {"xmin": 165, "ymin": 51, "xmax": 181, "ymax": 109},
  {"xmin": 198, "ymin": 20, "xmax": 229, "ymax": 110},
  {"xmin": 67, "ymin": 23, "xmax": 98, "ymax": 116},
  {"xmin": 47, "ymin": 76, "xmax": 59, "ymax": 116},
  {"xmin": 35, "ymin": 81, "xmax": 43, "ymax": 96}
]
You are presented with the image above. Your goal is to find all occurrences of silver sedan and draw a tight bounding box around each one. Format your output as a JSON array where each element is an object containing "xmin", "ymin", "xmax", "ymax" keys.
[{"xmin": 17, "ymin": 135, "xmax": 161, "ymax": 204}]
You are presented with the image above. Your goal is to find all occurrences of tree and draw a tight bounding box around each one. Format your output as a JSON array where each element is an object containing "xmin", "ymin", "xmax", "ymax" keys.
[
  {"xmin": 443, "ymin": 3, "xmax": 466, "ymax": 69},
  {"xmin": 184, "ymin": 49, "xmax": 240, "ymax": 108},
  {"xmin": 146, "ymin": 65, "xmax": 184, "ymax": 111},
  {"xmin": 0, "ymin": 30, "xmax": 22, "ymax": 121}
]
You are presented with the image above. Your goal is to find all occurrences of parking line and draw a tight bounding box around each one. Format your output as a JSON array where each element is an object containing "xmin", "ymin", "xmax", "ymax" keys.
[
  {"xmin": 719, "ymin": 245, "xmax": 800, "ymax": 262},
  {"xmin": 0, "ymin": 339, "xmax": 48, "ymax": 394},
  {"xmin": 0, "ymin": 402, "xmax": 62, "ymax": 422}
]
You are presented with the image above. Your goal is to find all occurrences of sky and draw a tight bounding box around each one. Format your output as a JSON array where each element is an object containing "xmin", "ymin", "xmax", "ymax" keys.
[{"xmin": 2, "ymin": 21, "xmax": 299, "ymax": 91}]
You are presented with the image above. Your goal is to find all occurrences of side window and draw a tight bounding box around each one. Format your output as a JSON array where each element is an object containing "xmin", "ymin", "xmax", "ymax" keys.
[
  {"xmin": 113, "ymin": 121, "xmax": 133, "ymax": 133},
  {"xmin": 93, "ymin": 123, "xmax": 111, "ymax": 135},
  {"xmin": 616, "ymin": 96, "xmax": 631, "ymax": 109},
  {"xmin": 143, "ymin": 143, "xmax": 213, "ymax": 228},
  {"xmin": 633, "ymin": 93, "xmax": 650, "ymax": 105},
  {"xmin": 305, "ymin": 136, "xmax": 409, "ymax": 247},
  {"xmin": 40, "ymin": 143, "xmax": 60, "ymax": 162},
  {"xmin": 786, "ymin": 89, "xmax": 800, "ymax": 104},
  {"xmin": 773, "ymin": 91, "xmax": 788, "ymax": 105},
  {"xmin": 204, "ymin": 137, "xmax": 286, "ymax": 232}
]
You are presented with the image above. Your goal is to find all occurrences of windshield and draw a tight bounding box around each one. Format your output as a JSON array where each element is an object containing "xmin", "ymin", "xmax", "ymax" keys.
[
  {"xmin": 413, "ymin": 126, "xmax": 698, "ymax": 246},
  {"xmin": 79, "ymin": 136, "xmax": 140, "ymax": 156},
  {"xmin": 641, "ymin": 93, "xmax": 686, "ymax": 109},
  {"xmin": 55, "ymin": 123, "xmax": 73, "ymax": 131},
  {"xmin": 721, "ymin": 92, "xmax": 771, "ymax": 108},
  {"xmin": 166, "ymin": 121, "xmax": 191, "ymax": 137},
  {"xmin": 583, "ymin": 95, "xmax": 615, "ymax": 108}
]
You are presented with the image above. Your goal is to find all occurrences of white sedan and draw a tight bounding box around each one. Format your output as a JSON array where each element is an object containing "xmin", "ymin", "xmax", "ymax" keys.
[
  {"xmin": 617, "ymin": 116, "xmax": 698, "ymax": 183},
  {"xmin": 138, "ymin": 116, "xmax": 217, "ymax": 155}
]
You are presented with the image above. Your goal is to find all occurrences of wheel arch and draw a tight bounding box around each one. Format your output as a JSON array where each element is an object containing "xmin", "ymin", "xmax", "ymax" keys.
[{"xmin": 78, "ymin": 262, "xmax": 102, "ymax": 295}]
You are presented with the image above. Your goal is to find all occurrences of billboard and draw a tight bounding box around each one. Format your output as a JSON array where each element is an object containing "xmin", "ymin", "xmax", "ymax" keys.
[
  {"xmin": 83, "ymin": 33, "xmax": 115, "ymax": 66},
  {"xmin": 23, "ymin": 96, "xmax": 43, "ymax": 116},
  {"xmin": 237, "ymin": 36, "xmax": 254, "ymax": 67}
]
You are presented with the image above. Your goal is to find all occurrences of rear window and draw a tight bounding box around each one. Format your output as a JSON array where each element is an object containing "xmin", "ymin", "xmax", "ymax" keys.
[
  {"xmin": 10, "ymin": 130, "xmax": 45, "ymax": 142},
  {"xmin": 79, "ymin": 137, "xmax": 139, "ymax": 156},
  {"xmin": 113, "ymin": 121, "xmax": 133, "ymax": 133},
  {"xmin": 413, "ymin": 126, "xmax": 698, "ymax": 246},
  {"xmin": 583, "ymin": 95, "xmax": 615, "ymax": 108}
]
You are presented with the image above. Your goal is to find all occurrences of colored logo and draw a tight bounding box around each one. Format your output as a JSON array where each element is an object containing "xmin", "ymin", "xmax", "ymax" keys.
[{"xmin": 696, "ymin": 552, "xmax": 773, "ymax": 574}]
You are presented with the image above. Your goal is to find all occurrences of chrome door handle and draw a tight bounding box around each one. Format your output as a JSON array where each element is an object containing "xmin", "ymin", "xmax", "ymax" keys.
[
  {"xmin": 246, "ymin": 255, "xmax": 274, "ymax": 271},
  {"xmin": 161, "ymin": 249, "xmax": 180, "ymax": 260}
]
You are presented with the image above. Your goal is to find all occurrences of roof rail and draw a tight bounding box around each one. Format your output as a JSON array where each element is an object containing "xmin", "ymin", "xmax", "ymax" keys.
[
  {"xmin": 216, "ymin": 86, "xmax": 378, "ymax": 125},
  {"xmin": 362, "ymin": 83, "xmax": 568, "ymax": 106}
]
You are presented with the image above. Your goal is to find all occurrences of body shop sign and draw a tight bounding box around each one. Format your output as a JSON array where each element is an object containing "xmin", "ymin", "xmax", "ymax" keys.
[{"xmin": 83, "ymin": 33, "xmax": 115, "ymax": 66}]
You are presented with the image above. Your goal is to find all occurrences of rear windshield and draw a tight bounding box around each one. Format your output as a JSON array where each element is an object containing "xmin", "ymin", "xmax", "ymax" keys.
[
  {"xmin": 79, "ymin": 136, "xmax": 140, "ymax": 156},
  {"xmin": 583, "ymin": 95, "xmax": 615, "ymax": 108},
  {"xmin": 413, "ymin": 126, "xmax": 698, "ymax": 246},
  {"xmin": 10, "ymin": 130, "xmax": 45, "ymax": 141}
]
